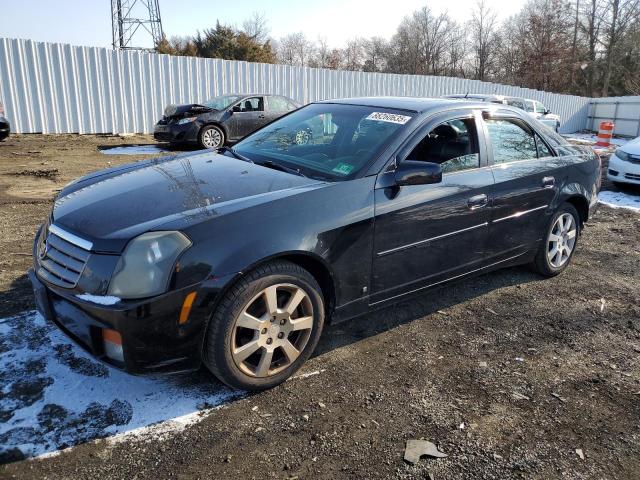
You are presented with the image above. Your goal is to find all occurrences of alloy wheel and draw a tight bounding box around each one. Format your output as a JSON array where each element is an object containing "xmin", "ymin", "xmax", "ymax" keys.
[
  {"xmin": 547, "ymin": 212, "xmax": 577, "ymax": 268},
  {"xmin": 231, "ymin": 283, "xmax": 314, "ymax": 377},
  {"xmin": 202, "ymin": 128, "xmax": 222, "ymax": 148},
  {"xmin": 294, "ymin": 129, "xmax": 311, "ymax": 145}
]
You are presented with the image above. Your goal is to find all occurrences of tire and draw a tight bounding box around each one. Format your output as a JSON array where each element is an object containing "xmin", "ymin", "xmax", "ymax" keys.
[
  {"xmin": 203, "ymin": 260, "xmax": 325, "ymax": 391},
  {"xmin": 198, "ymin": 125, "xmax": 224, "ymax": 149},
  {"xmin": 530, "ymin": 203, "xmax": 580, "ymax": 277}
]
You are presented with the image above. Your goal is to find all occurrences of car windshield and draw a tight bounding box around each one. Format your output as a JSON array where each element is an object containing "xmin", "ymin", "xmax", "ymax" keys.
[
  {"xmin": 232, "ymin": 103, "xmax": 415, "ymax": 181},
  {"xmin": 203, "ymin": 95, "xmax": 241, "ymax": 110}
]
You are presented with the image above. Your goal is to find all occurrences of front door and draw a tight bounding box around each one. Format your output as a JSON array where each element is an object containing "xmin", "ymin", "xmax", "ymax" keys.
[
  {"xmin": 230, "ymin": 96, "xmax": 267, "ymax": 139},
  {"xmin": 371, "ymin": 111, "xmax": 494, "ymax": 305}
]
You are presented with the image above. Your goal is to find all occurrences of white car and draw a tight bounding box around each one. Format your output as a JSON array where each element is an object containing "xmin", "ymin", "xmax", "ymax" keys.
[
  {"xmin": 444, "ymin": 94, "xmax": 561, "ymax": 132},
  {"xmin": 505, "ymin": 97, "xmax": 561, "ymax": 132},
  {"xmin": 607, "ymin": 137, "xmax": 640, "ymax": 186}
]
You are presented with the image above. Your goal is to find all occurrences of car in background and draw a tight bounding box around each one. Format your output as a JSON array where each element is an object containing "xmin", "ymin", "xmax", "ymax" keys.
[
  {"xmin": 31, "ymin": 96, "xmax": 600, "ymax": 391},
  {"xmin": 505, "ymin": 97, "xmax": 561, "ymax": 132},
  {"xmin": 443, "ymin": 93, "xmax": 508, "ymax": 105},
  {"xmin": 445, "ymin": 94, "xmax": 561, "ymax": 132},
  {"xmin": 0, "ymin": 102, "xmax": 10, "ymax": 141},
  {"xmin": 607, "ymin": 136, "xmax": 640, "ymax": 186},
  {"xmin": 154, "ymin": 94, "xmax": 301, "ymax": 149}
]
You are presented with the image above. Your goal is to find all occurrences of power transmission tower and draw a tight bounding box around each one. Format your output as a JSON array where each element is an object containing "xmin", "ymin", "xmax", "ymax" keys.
[{"xmin": 111, "ymin": 0, "xmax": 164, "ymax": 51}]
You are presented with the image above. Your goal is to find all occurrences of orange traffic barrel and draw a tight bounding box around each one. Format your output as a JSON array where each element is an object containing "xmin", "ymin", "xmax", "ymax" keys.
[{"xmin": 596, "ymin": 121, "xmax": 614, "ymax": 147}]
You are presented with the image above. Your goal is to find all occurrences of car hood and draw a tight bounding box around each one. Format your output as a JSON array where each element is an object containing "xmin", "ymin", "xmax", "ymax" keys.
[
  {"xmin": 618, "ymin": 136, "xmax": 640, "ymax": 154},
  {"xmin": 52, "ymin": 152, "xmax": 324, "ymax": 253}
]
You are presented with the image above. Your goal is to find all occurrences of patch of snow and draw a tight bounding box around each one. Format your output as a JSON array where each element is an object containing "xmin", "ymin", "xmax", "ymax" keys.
[
  {"xmin": 0, "ymin": 311, "xmax": 241, "ymax": 460},
  {"xmin": 76, "ymin": 294, "xmax": 121, "ymax": 306},
  {"xmin": 564, "ymin": 132, "xmax": 631, "ymax": 147},
  {"xmin": 100, "ymin": 144, "xmax": 172, "ymax": 155},
  {"xmin": 598, "ymin": 190, "xmax": 640, "ymax": 212}
]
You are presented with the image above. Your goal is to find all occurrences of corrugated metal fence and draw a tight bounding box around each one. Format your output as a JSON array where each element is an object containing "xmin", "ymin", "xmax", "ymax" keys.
[
  {"xmin": 588, "ymin": 96, "xmax": 640, "ymax": 137},
  {"xmin": 0, "ymin": 37, "xmax": 592, "ymax": 135}
]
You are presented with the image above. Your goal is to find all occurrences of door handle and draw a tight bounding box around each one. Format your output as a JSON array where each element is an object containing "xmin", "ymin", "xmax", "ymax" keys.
[
  {"xmin": 467, "ymin": 194, "xmax": 488, "ymax": 210},
  {"xmin": 542, "ymin": 176, "xmax": 555, "ymax": 188},
  {"xmin": 258, "ymin": 114, "xmax": 266, "ymax": 119}
]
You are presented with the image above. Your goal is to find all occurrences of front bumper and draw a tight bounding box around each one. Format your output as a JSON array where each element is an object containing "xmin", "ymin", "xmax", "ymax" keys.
[
  {"xmin": 607, "ymin": 152, "xmax": 640, "ymax": 185},
  {"xmin": 153, "ymin": 121, "xmax": 199, "ymax": 143},
  {"xmin": 29, "ymin": 268, "xmax": 232, "ymax": 375}
]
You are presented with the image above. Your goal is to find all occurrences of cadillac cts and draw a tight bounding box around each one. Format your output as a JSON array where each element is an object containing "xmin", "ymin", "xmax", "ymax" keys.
[{"xmin": 29, "ymin": 97, "xmax": 600, "ymax": 390}]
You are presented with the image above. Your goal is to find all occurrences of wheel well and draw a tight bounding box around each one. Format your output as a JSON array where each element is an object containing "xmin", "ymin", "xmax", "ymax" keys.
[
  {"xmin": 201, "ymin": 122, "xmax": 227, "ymax": 141},
  {"xmin": 565, "ymin": 195, "xmax": 589, "ymax": 226},
  {"xmin": 279, "ymin": 254, "xmax": 336, "ymax": 320}
]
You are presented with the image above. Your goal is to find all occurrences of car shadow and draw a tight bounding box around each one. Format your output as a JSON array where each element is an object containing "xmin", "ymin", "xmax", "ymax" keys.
[
  {"xmin": 316, "ymin": 265, "xmax": 541, "ymax": 356},
  {"xmin": 0, "ymin": 264, "xmax": 541, "ymax": 464}
]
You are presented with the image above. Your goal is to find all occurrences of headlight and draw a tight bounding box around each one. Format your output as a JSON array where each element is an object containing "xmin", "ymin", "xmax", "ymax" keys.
[
  {"xmin": 177, "ymin": 116, "xmax": 197, "ymax": 125},
  {"xmin": 614, "ymin": 148, "xmax": 630, "ymax": 162},
  {"xmin": 108, "ymin": 231, "xmax": 191, "ymax": 299}
]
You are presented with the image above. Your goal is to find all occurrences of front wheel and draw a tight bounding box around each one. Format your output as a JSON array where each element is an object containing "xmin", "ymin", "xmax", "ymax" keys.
[
  {"xmin": 198, "ymin": 125, "xmax": 224, "ymax": 149},
  {"xmin": 203, "ymin": 261, "xmax": 325, "ymax": 391},
  {"xmin": 530, "ymin": 203, "xmax": 580, "ymax": 277}
]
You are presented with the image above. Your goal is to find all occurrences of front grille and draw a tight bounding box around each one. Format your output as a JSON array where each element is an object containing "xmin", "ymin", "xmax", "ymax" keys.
[
  {"xmin": 624, "ymin": 173, "xmax": 640, "ymax": 181},
  {"xmin": 37, "ymin": 226, "xmax": 91, "ymax": 288}
]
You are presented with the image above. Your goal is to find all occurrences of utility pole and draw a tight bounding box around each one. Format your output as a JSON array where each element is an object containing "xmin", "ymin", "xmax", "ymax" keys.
[{"xmin": 111, "ymin": 0, "xmax": 164, "ymax": 51}]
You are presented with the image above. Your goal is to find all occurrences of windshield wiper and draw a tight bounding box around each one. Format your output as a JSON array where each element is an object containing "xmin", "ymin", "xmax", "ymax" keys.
[
  {"xmin": 218, "ymin": 146, "xmax": 253, "ymax": 163},
  {"xmin": 257, "ymin": 160, "xmax": 307, "ymax": 178}
]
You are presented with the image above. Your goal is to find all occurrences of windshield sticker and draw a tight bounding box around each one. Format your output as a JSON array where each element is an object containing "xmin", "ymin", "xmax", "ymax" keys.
[
  {"xmin": 366, "ymin": 112, "xmax": 412, "ymax": 125},
  {"xmin": 332, "ymin": 163, "xmax": 355, "ymax": 175}
]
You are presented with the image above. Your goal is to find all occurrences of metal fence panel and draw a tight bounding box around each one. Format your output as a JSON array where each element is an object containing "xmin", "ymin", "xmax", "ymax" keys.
[
  {"xmin": 588, "ymin": 96, "xmax": 640, "ymax": 137},
  {"xmin": 0, "ymin": 37, "xmax": 595, "ymax": 135}
]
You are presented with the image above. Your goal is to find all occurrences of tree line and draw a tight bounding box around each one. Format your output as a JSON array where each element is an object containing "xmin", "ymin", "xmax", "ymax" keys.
[{"xmin": 156, "ymin": 0, "xmax": 640, "ymax": 97}]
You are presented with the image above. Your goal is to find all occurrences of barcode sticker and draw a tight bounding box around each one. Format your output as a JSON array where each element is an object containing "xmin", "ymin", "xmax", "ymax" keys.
[{"xmin": 366, "ymin": 112, "xmax": 412, "ymax": 124}]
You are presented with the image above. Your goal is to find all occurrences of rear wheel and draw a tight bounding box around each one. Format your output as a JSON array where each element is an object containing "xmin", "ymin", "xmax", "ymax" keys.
[
  {"xmin": 198, "ymin": 125, "xmax": 224, "ymax": 149},
  {"xmin": 203, "ymin": 261, "xmax": 325, "ymax": 391},
  {"xmin": 531, "ymin": 203, "xmax": 580, "ymax": 277}
]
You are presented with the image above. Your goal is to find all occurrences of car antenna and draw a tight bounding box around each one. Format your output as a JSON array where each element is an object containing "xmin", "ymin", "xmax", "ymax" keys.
[{"xmin": 464, "ymin": 92, "xmax": 469, "ymax": 99}]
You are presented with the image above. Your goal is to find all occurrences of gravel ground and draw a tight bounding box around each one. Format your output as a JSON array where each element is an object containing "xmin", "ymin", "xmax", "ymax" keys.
[{"xmin": 0, "ymin": 135, "xmax": 639, "ymax": 479}]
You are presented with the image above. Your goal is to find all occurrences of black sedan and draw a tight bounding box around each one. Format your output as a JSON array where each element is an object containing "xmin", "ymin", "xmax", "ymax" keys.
[
  {"xmin": 30, "ymin": 97, "xmax": 600, "ymax": 391},
  {"xmin": 0, "ymin": 102, "xmax": 9, "ymax": 141},
  {"xmin": 153, "ymin": 94, "xmax": 301, "ymax": 149}
]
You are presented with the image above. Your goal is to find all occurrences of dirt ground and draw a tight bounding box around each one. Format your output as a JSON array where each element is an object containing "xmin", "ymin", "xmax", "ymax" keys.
[{"xmin": 1, "ymin": 135, "xmax": 639, "ymax": 479}]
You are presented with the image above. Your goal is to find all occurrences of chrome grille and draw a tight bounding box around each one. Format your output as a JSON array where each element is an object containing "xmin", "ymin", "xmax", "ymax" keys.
[{"xmin": 37, "ymin": 225, "xmax": 91, "ymax": 288}]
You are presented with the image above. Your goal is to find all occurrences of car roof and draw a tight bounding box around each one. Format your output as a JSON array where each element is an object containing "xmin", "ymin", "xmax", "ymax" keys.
[
  {"xmin": 444, "ymin": 93, "xmax": 505, "ymax": 100},
  {"xmin": 315, "ymin": 96, "xmax": 481, "ymax": 113}
]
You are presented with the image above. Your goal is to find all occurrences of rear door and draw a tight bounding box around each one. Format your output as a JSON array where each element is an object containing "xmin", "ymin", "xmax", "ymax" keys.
[
  {"xmin": 481, "ymin": 113, "xmax": 559, "ymax": 262},
  {"xmin": 371, "ymin": 110, "xmax": 494, "ymax": 304}
]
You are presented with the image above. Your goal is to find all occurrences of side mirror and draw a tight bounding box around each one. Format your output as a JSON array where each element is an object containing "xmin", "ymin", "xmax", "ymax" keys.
[
  {"xmin": 545, "ymin": 109, "xmax": 551, "ymax": 115},
  {"xmin": 231, "ymin": 105, "xmax": 241, "ymax": 113},
  {"xmin": 395, "ymin": 160, "xmax": 442, "ymax": 186}
]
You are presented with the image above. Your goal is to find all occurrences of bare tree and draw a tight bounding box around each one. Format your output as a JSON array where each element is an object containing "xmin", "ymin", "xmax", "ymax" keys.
[
  {"xmin": 601, "ymin": 0, "xmax": 640, "ymax": 96},
  {"xmin": 277, "ymin": 32, "xmax": 315, "ymax": 67},
  {"xmin": 362, "ymin": 37, "xmax": 388, "ymax": 72},
  {"xmin": 242, "ymin": 11, "xmax": 270, "ymax": 43},
  {"xmin": 469, "ymin": 0, "xmax": 499, "ymax": 80}
]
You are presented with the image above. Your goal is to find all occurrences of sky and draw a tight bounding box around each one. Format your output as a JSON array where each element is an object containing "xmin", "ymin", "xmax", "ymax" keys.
[{"xmin": 0, "ymin": 0, "xmax": 528, "ymax": 50}]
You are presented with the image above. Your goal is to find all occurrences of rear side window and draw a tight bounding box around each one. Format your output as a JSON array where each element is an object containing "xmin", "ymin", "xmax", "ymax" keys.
[
  {"xmin": 535, "ymin": 102, "xmax": 546, "ymax": 114},
  {"xmin": 267, "ymin": 96, "xmax": 294, "ymax": 112},
  {"xmin": 485, "ymin": 119, "xmax": 538, "ymax": 164}
]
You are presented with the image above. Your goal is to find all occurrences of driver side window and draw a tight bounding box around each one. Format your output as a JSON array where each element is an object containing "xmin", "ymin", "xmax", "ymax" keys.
[
  {"xmin": 236, "ymin": 97, "xmax": 264, "ymax": 112},
  {"xmin": 406, "ymin": 118, "xmax": 480, "ymax": 174}
]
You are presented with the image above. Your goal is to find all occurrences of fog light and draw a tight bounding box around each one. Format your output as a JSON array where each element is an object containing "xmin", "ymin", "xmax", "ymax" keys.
[
  {"xmin": 609, "ymin": 169, "xmax": 619, "ymax": 176},
  {"xmin": 102, "ymin": 329, "xmax": 124, "ymax": 363}
]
